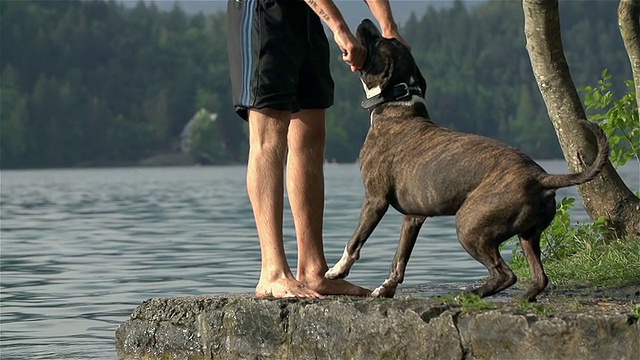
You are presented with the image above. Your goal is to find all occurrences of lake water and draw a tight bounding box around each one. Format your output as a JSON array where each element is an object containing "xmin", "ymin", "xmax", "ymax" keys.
[{"xmin": 1, "ymin": 160, "xmax": 638, "ymax": 359}]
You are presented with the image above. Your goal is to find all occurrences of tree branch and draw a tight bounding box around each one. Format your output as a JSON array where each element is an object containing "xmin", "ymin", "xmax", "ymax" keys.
[{"xmin": 618, "ymin": 0, "xmax": 640, "ymax": 121}]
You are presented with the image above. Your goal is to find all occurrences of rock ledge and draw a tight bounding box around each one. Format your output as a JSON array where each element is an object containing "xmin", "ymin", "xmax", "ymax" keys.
[{"xmin": 115, "ymin": 293, "xmax": 639, "ymax": 360}]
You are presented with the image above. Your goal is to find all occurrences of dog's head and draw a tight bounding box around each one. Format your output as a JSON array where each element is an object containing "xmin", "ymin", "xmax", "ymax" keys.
[{"xmin": 357, "ymin": 19, "xmax": 427, "ymax": 107}]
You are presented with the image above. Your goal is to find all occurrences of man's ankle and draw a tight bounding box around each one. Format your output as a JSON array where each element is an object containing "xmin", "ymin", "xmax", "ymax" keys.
[
  {"xmin": 260, "ymin": 268, "xmax": 295, "ymax": 282},
  {"xmin": 297, "ymin": 266, "xmax": 330, "ymax": 282}
]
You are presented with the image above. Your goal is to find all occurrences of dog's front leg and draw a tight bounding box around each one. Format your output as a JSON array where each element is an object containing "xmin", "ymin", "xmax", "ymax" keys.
[
  {"xmin": 325, "ymin": 197, "xmax": 389, "ymax": 280},
  {"xmin": 372, "ymin": 215, "xmax": 425, "ymax": 298}
]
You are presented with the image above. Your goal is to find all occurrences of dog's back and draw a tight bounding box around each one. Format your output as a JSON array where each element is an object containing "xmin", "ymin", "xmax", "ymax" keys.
[{"xmin": 360, "ymin": 110, "xmax": 555, "ymax": 216}]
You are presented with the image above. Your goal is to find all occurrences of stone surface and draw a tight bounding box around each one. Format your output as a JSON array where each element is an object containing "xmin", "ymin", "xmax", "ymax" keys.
[{"xmin": 115, "ymin": 285, "xmax": 640, "ymax": 360}]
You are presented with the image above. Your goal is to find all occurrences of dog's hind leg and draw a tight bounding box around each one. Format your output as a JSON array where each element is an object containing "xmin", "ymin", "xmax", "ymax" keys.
[
  {"xmin": 517, "ymin": 195, "xmax": 554, "ymax": 302},
  {"xmin": 456, "ymin": 218, "xmax": 517, "ymax": 298},
  {"xmin": 519, "ymin": 231, "xmax": 548, "ymax": 302},
  {"xmin": 325, "ymin": 196, "xmax": 389, "ymax": 280},
  {"xmin": 372, "ymin": 215, "xmax": 426, "ymax": 298},
  {"xmin": 455, "ymin": 193, "xmax": 522, "ymax": 298},
  {"xmin": 462, "ymin": 242, "xmax": 516, "ymax": 298}
]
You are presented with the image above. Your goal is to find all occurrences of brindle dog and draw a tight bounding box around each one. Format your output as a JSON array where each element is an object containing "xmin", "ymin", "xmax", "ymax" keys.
[{"xmin": 325, "ymin": 19, "xmax": 609, "ymax": 301}]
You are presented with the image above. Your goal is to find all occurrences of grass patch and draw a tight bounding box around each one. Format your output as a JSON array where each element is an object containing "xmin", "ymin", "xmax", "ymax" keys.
[
  {"xmin": 516, "ymin": 299, "xmax": 553, "ymax": 315},
  {"xmin": 512, "ymin": 235, "xmax": 640, "ymax": 288},
  {"xmin": 504, "ymin": 196, "xmax": 640, "ymax": 289},
  {"xmin": 545, "ymin": 237, "xmax": 640, "ymax": 287},
  {"xmin": 571, "ymin": 299, "xmax": 583, "ymax": 311},
  {"xmin": 434, "ymin": 293, "xmax": 497, "ymax": 311}
]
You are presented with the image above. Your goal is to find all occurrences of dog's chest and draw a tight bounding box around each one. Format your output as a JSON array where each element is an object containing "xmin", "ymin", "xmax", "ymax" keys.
[
  {"xmin": 358, "ymin": 125, "xmax": 412, "ymax": 182},
  {"xmin": 359, "ymin": 128, "xmax": 390, "ymax": 162},
  {"xmin": 361, "ymin": 118, "xmax": 424, "ymax": 159}
]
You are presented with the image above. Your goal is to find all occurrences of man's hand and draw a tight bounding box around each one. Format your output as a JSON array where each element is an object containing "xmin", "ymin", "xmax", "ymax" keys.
[
  {"xmin": 304, "ymin": 0, "xmax": 366, "ymax": 71},
  {"xmin": 382, "ymin": 29, "xmax": 411, "ymax": 52},
  {"xmin": 334, "ymin": 29, "xmax": 367, "ymax": 72}
]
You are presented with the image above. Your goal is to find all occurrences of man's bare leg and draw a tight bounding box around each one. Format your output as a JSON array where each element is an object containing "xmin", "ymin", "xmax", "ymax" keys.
[
  {"xmin": 248, "ymin": 108, "xmax": 323, "ymax": 299},
  {"xmin": 288, "ymin": 109, "xmax": 370, "ymax": 296}
]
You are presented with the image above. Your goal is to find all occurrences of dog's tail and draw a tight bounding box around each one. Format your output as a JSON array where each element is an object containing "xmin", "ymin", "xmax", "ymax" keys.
[{"xmin": 540, "ymin": 120, "xmax": 610, "ymax": 189}]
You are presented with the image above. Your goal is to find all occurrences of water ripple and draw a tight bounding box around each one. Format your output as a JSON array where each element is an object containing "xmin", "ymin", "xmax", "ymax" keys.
[{"xmin": 1, "ymin": 162, "xmax": 637, "ymax": 359}]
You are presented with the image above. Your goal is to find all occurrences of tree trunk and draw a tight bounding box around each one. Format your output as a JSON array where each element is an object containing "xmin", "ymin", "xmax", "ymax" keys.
[
  {"xmin": 618, "ymin": 0, "xmax": 640, "ymax": 120},
  {"xmin": 522, "ymin": 0, "xmax": 640, "ymax": 238}
]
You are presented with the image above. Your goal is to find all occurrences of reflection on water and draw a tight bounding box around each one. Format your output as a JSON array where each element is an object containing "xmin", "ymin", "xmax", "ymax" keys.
[{"xmin": 1, "ymin": 161, "xmax": 637, "ymax": 359}]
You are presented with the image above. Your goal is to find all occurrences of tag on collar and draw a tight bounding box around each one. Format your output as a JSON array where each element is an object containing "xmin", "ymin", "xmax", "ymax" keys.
[{"xmin": 360, "ymin": 78, "xmax": 381, "ymax": 99}]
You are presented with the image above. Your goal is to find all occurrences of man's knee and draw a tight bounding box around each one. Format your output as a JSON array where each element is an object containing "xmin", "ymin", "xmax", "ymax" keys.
[
  {"xmin": 248, "ymin": 109, "xmax": 290, "ymax": 149},
  {"xmin": 288, "ymin": 111, "xmax": 326, "ymax": 152}
]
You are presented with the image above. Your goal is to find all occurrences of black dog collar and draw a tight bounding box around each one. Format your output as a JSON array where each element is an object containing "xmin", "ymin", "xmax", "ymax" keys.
[{"xmin": 361, "ymin": 83, "xmax": 423, "ymax": 111}]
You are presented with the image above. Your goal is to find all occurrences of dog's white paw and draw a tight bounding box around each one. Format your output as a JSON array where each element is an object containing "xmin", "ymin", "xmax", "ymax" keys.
[
  {"xmin": 371, "ymin": 286, "xmax": 385, "ymax": 298},
  {"xmin": 325, "ymin": 248, "xmax": 355, "ymax": 279},
  {"xmin": 324, "ymin": 266, "xmax": 348, "ymax": 280},
  {"xmin": 371, "ymin": 279, "xmax": 397, "ymax": 298}
]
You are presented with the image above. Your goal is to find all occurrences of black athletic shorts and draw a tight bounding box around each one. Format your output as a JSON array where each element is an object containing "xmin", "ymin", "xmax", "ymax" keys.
[{"xmin": 227, "ymin": 0, "xmax": 335, "ymax": 120}]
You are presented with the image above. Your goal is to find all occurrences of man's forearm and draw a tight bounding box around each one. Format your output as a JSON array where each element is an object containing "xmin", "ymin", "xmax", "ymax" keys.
[
  {"xmin": 306, "ymin": 0, "xmax": 368, "ymax": 70},
  {"xmin": 363, "ymin": 0, "xmax": 399, "ymax": 37},
  {"xmin": 305, "ymin": 0, "xmax": 350, "ymax": 35}
]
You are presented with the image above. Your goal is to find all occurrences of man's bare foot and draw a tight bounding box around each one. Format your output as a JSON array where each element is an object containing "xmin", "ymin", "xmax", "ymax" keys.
[
  {"xmin": 300, "ymin": 275, "xmax": 371, "ymax": 297},
  {"xmin": 255, "ymin": 275, "xmax": 325, "ymax": 299}
]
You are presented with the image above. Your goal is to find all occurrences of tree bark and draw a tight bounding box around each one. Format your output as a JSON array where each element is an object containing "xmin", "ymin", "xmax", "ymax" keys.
[
  {"xmin": 618, "ymin": 0, "xmax": 640, "ymax": 120},
  {"xmin": 523, "ymin": 0, "xmax": 640, "ymax": 237}
]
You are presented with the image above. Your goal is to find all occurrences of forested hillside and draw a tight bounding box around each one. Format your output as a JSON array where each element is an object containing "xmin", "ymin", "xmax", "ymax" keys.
[{"xmin": 0, "ymin": 0, "xmax": 632, "ymax": 169}]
